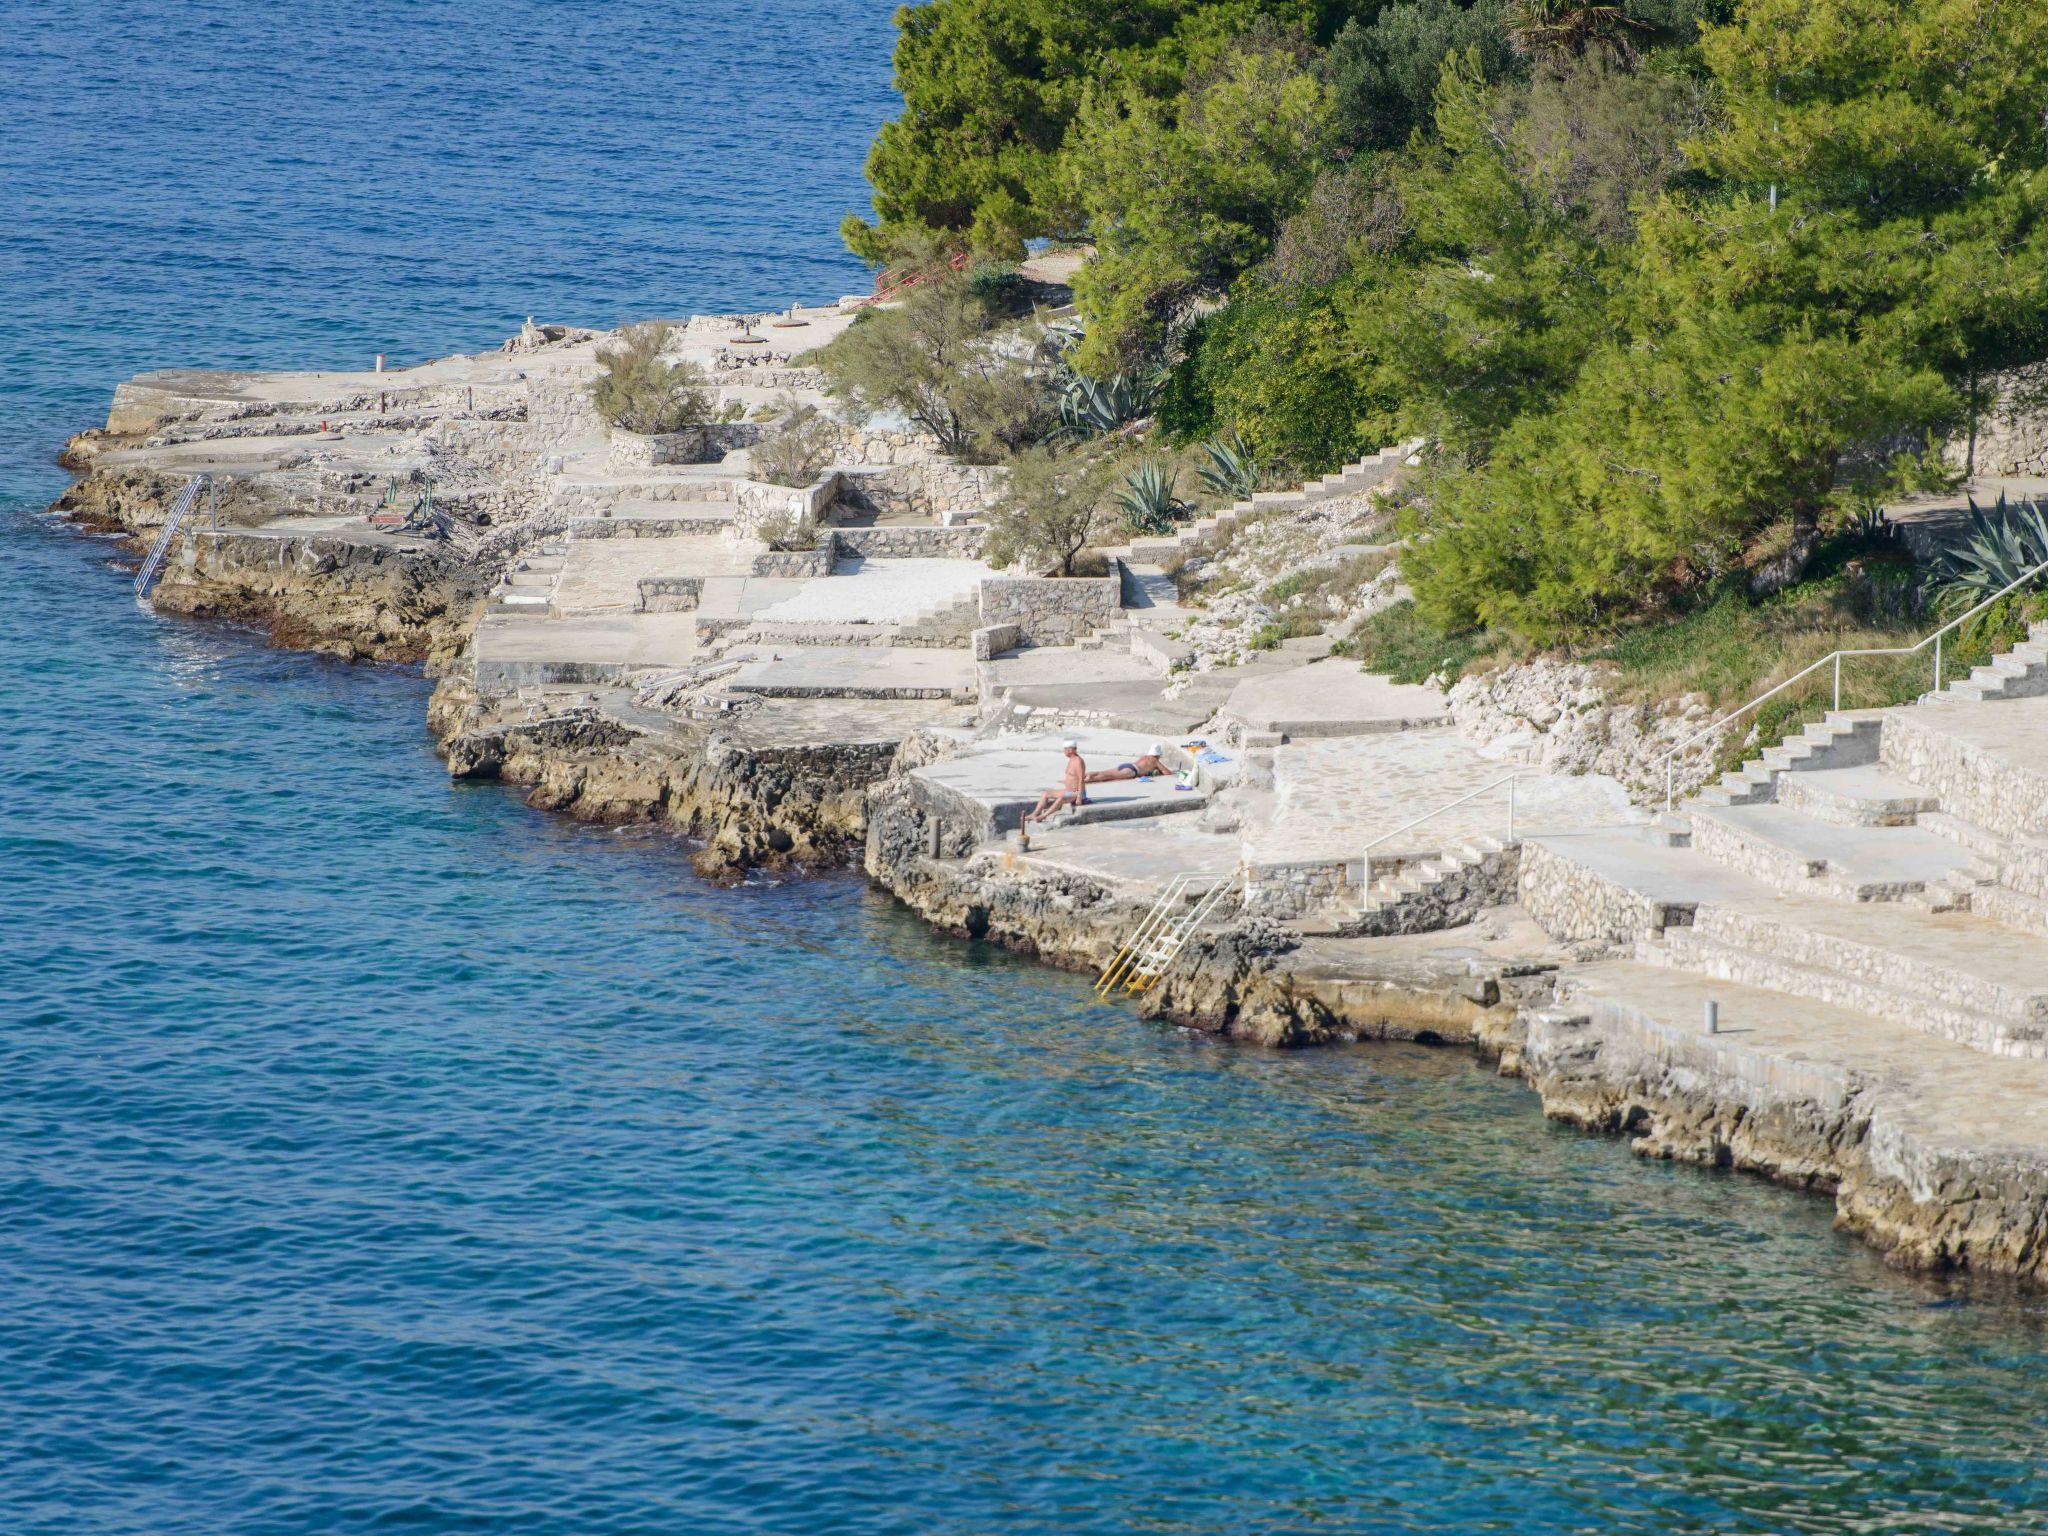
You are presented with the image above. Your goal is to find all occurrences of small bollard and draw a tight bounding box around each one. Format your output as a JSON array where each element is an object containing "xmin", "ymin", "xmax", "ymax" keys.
[
  {"xmin": 374, "ymin": 352, "xmax": 386, "ymax": 373},
  {"xmin": 1703, "ymin": 999, "xmax": 1720, "ymax": 1036}
]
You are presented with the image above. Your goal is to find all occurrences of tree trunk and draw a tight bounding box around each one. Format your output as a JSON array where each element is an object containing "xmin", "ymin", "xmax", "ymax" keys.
[{"xmin": 1748, "ymin": 488, "xmax": 1827, "ymax": 598}]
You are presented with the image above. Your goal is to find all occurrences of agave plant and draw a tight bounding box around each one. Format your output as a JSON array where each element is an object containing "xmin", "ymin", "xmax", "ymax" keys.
[
  {"xmin": 1113, "ymin": 461, "xmax": 1190, "ymax": 535},
  {"xmin": 1053, "ymin": 369, "xmax": 1161, "ymax": 442},
  {"xmin": 1930, "ymin": 495, "xmax": 2048, "ymax": 614},
  {"xmin": 1195, "ymin": 430, "xmax": 1263, "ymax": 502}
]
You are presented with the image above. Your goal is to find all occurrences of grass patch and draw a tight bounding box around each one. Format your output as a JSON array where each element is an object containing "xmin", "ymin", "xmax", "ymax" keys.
[
  {"xmin": 1340, "ymin": 599, "xmax": 1499, "ymax": 684},
  {"xmin": 1586, "ymin": 550, "xmax": 2048, "ymax": 775}
]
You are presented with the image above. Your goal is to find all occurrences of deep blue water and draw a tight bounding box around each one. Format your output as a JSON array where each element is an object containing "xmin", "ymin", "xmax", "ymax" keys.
[{"xmin": 8, "ymin": 3, "xmax": 2048, "ymax": 1532}]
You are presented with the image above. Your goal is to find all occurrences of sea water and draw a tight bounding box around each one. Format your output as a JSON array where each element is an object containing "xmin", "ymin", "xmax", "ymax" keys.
[{"xmin": 6, "ymin": 3, "xmax": 2048, "ymax": 1532}]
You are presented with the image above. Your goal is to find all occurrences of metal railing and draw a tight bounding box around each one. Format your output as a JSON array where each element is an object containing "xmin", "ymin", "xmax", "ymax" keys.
[
  {"xmin": 1655, "ymin": 554, "xmax": 2048, "ymax": 809},
  {"xmin": 1360, "ymin": 773, "xmax": 1518, "ymax": 914},
  {"xmin": 1097, "ymin": 868, "xmax": 1243, "ymax": 999},
  {"xmin": 134, "ymin": 475, "xmax": 208, "ymax": 598}
]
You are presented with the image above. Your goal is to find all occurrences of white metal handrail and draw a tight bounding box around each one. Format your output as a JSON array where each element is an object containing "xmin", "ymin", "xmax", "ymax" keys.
[
  {"xmin": 1655, "ymin": 553, "xmax": 2048, "ymax": 809},
  {"xmin": 1361, "ymin": 773, "xmax": 1517, "ymax": 913}
]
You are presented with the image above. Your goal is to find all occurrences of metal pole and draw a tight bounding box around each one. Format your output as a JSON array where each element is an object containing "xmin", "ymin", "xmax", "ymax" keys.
[
  {"xmin": 1704, "ymin": 1000, "xmax": 1719, "ymax": 1036},
  {"xmin": 1833, "ymin": 653, "xmax": 1841, "ymax": 711},
  {"xmin": 1362, "ymin": 854, "xmax": 1371, "ymax": 915},
  {"xmin": 1935, "ymin": 633, "xmax": 1943, "ymax": 693},
  {"xmin": 1666, "ymin": 760, "xmax": 1674, "ymax": 812}
]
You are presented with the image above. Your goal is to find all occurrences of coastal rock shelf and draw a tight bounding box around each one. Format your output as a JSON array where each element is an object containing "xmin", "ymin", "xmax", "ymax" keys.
[{"xmin": 53, "ymin": 309, "xmax": 2048, "ymax": 1298}]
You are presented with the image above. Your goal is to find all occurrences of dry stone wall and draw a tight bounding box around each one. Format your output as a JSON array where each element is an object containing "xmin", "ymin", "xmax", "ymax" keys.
[{"xmin": 977, "ymin": 576, "xmax": 1120, "ymax": 647}]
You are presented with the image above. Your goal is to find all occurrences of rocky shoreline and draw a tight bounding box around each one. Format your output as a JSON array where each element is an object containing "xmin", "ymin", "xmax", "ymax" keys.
[{"xmin": 53, "ymin": 328, "xmax": 2048, "ymax": 1299}]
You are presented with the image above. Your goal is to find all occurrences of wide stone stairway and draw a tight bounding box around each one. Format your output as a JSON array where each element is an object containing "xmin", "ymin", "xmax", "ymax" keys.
[{"xmin": 1527, "ymin": 627, "xmax": 2048, "ymax": 1064}]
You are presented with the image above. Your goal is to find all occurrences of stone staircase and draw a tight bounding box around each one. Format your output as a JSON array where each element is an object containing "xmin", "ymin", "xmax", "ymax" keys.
[
  {"xmin": 487, "ymin": 544, "xmax": 565, "ymax": 616},
  {"xmin": 1109, "ymin": 439, "xmax": 1422, "ymax": 569},
  {"xmin": 1525, "ymin": 628, "xmax": 2048, "ymax": 1059},
  {"xmin": 1361, "ymin": 836, "xmax": 1509, "ymax": 917},
  {"xmin": 1945, "ymin": 624, "xmax": 2048, "ymax": 701}
]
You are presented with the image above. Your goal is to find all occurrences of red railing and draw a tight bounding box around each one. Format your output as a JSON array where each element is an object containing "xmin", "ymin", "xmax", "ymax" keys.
[{"xmin": 853, "ymin": 250, "xmax": 971, "ymax": 307}]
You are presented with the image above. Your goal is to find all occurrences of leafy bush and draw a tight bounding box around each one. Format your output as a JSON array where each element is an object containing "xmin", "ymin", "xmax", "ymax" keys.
[
  {"xmin": 983, "ymin": 446, "xmax": 1118, "ymax": 575},
  {"xmin": 1158, "ymin": 281, "xmax": 1388, "ymax": 473},
  {"xmin": 817, "ymin": 274, "xmax": 1050, "ymax": 463},
  {"xmin": 1112, "ymin": 460, "xmax": 1190, "ymax": 534},
  {"xmin": 751, "ymin": 395, "xmax": 839, "ymax": 488},
  {"xmin": 1930, "ymin": 497, "xmax": 2048, "ymax": 614},
  {"xmin": 589, "ymin": 322, "xmax": 716, "ymax": 434},
  {"xmin": 755, "ymin": 510, "xmax": 822, "ymax": 552}
]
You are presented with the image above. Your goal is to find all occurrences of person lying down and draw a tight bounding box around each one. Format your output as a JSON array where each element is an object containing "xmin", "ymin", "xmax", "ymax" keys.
[{"xmin": 1085, "ymin": 743, "xmax": 1168, "ymax": 784}]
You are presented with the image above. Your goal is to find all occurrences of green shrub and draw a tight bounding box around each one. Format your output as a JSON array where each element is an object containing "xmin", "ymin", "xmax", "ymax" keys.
[
  {"xmin": 752, "ymin": 395, "xmax": 839, "ymax": 488},
  {"xmin": 1159, "ymin": 281, "xmax": 1390, "ymax": 474},
  {"xmin": 983, "ymin": 446, "xmax": 1119, "ymax": 575},
  {"xmin": 589, "ymin": 322, "xmax": 715, "ymax": 434},
  {"xmin": 1343, "ymin": 599, "xmax": 1497, "ymax": 684}
]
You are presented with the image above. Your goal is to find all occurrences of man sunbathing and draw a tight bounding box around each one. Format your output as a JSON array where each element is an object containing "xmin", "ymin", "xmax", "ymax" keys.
[
  {"xmin": 1086, "ymin": 742, "xmax": 1169, "ymax": 783},
  {"xmin": 1024, "ymin": 740, "xmax": 1088, "ymax": 825}
]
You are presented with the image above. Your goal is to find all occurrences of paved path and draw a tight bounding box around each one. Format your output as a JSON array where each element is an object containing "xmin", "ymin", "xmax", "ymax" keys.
[
  {"xmin": 1245, "ymin": 729, "xmax": 1644, "ymax": 864},
  {"xmin": 1225, "ymin": 659, "xmax": 1450, "ymax": 737}
]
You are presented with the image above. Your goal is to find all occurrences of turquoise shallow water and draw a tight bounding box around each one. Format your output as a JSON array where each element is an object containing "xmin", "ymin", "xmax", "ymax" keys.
[{"xmin": 8, "ymin": 3, "xmax": 2048, "ymax": 1532}]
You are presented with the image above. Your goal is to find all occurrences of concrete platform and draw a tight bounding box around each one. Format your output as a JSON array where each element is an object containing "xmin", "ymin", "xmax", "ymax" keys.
[
  {"xmin": 1526, "ymin": 827, "xmax": 1773, "ymax": 911},
  {"xmin": 751, "ymin": 558, "xmax": 993, "ymax": 623},
  {"xmin": 915, "ymin": 729, "xmax": 1213, "ymax": 836},
  {"xmin": 728, "ymin": 647, "xmax": 975, "ymax": 700},
  {"xmin": 1225, "ymin": 659, "xmax": 1451, "ymax": 738},
  {"xmin": 1246, "ymin": 729, "xmax": 1645, "ymax": 865},
  {"xmin": 1694, "ymin": 802, "xmax": 1972, "ymax": 891},
  {"xmin": 1564, "ymin": 959, "xmax": 2048, "ymax": 1160},
  {"xmin": 473, "ymin": 611, "xmax": 704, "ymax": 686}
]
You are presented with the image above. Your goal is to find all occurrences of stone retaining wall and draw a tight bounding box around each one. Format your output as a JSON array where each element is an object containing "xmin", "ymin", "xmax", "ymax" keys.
[
  {"xmin": 1519, "ymin": 838, "xmax": 1687, "ymax": 946},
  {"xmin": 636, "ymin": 576, "xmax": 702, "ymax": 613},
  {"xmin": 834, "ymin": 460, "xmax": 1006, "ymax": 521},
  {"xmin": 605, "ymin": 423, "xmax": 760, "ymax": 471},
  {"xmin": 732, "ymin": 473, "xmax": 842, "ymax": 543},
  {"xmin": 750, "ymin": 537, "xmax": 838, "ymax": 578},
  {"xmin": 977, "ymin": 576, "xmax": 1121, "ymax": 647},
  {"xmin": 1881, "ymin": 710, "xmax": 2048, "ymax": 840},
  {"xmin": 831, "ymin": 524, "xmax": 988, "ymax": 560}
]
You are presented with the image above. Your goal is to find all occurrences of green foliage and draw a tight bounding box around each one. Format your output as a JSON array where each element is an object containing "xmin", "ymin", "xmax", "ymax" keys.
[
  {"xmin": 1931, "ymin": 498, "xmax": 2048, "ymax": 614},
  {"xmin": 1342, "ymin": 599, "xmax": 1498, "ymax": 684},
  {"xmin": 1194, "ymin": 429, "xmax": 1263, "ymax": 501},
  {"xmin": 816, "ymin": 275, "xmax": 1050, "ymax": 462},
  {"xmin": 751, "ymin": 395, "xmax": 839, "ymax": 488},
  {"xmin": 1160, "ymin": 279, "xmax": 1389, "ymax": 471},
  {"xmin": 984, "ymin": 446, "xmax": 1120, "ymax": 574},
  {"xmin": 1330, "ymin": 0, "xmax": 1518, "ymax": 152},
  {"xmin": 1112, "ymin": 460, "xmax": 1191, "ymax": 534},
  {"xmin": 1397, "ymin": 0, "xmax": 2048, "ymax": 642},
  {"xmin": 1066, "ymin": 35, "xmax": 1336, "ymax": 369},
  {"xmin": 846, "ymin": 0, "xmax": 1330, "ymax": 259},
  {"xmin": 588, "ymin": 323, "xmax": 715, "ymax": 435}
]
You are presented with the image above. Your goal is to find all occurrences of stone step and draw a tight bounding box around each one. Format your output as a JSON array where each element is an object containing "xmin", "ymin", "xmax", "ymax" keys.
[
  {"xmin": 1688, "ymin": 801, "xmax": 1970, "ymax": 901},
  {"xmin": 1645, "ymin": 925, "xmax": 2046, "ymax": 1058},
  {"xmin": 1880, "ymin": 701, "xmax": 2048, "ymax": 842},
  {"xmin": 1775, "ymin": 764, "xmax": 1941, "ymax": 826},
  {"xmin": 1943, "ymin": 629, "xmax": 2048, "ymax": 702},
  {"xmin": 1363, "ymin": 836, "xmax": 1505, "ymax": 911},
  {"xmin": 1679, "ymin": 899, "xmax": 2048, "ymax": 1049},
  {"xmin": 1684, "ymin": 713, "xmax": 1885, "ymax": 812},
  {"xmin": 1971, "ymin": 880, "xmax": 2048, "ymax": 938}
]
